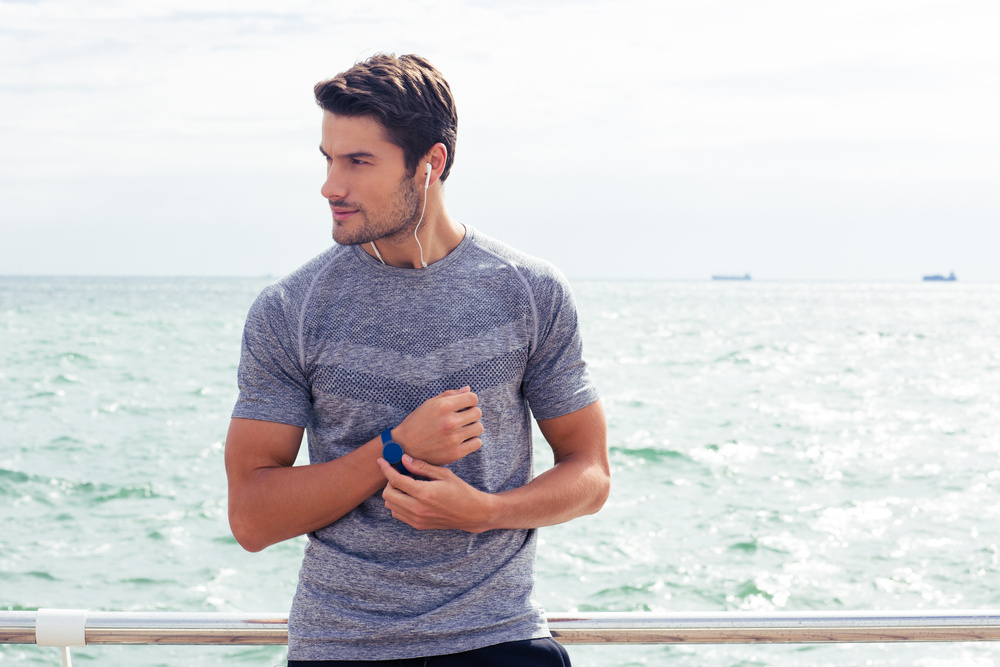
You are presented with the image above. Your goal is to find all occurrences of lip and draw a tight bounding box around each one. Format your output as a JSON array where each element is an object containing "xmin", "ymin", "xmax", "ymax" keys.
[{"xmin": 330, "ymin": 206, "xmax": 358, "ymax": 223}]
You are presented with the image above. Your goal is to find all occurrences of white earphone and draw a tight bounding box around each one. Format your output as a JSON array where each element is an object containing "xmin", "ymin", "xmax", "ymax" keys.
[
  {"xmin": 371, "ymin": 162, "xmax": 433, "ymax": 268},
  {"xmin": 413, "ymin": 162, "xmax": 432, "ymax": 268}
]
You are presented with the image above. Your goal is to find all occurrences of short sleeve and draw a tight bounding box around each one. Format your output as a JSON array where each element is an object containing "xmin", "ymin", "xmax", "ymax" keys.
[
  {"xmin": 231, "ymin": 283, "xmax": 312, "ymax": 427},
  {"xmin": 521, "ymin": 268, "xmax": 599, "ymax": 421}
]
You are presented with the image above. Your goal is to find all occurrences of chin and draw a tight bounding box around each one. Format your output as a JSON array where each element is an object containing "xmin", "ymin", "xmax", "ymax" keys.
[{"xmin": 331, "ymin": 225, "xmax": 360, "ymax": 247}]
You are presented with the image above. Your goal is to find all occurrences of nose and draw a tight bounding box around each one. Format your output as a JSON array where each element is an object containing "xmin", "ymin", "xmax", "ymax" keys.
[{"xmin": 321, "ymin": 163, "xmax": 347, "ymax": 201}]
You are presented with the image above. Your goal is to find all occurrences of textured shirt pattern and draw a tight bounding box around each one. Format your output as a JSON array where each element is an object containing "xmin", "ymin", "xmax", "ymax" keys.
[{"xmin": 233, "ymin": 228, "xmax": 599, "ymax": 660}]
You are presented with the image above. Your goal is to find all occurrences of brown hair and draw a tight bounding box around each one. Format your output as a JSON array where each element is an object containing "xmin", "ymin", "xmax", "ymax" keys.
[{"xmin": 314, "ymin": 54, "xmax": 458, "ymax": 181}]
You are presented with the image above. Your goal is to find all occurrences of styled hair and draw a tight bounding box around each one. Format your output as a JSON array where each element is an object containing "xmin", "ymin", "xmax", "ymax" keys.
[{"xmin": 314, "ymin": 54, "xmax": 458, "ymax": 181}]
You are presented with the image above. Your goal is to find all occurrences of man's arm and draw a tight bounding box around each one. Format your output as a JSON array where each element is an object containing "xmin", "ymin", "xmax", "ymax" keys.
[
  {"xmin": 225, "ymin": 418, "xmax": 386, "ymax": 552},
  {"xmin": 379, "ymin": 399, "xmax": 610, "ymax": 533},
  {"xmin": 226, "ymin": 387, "xmax": 485, "ymax": 552}
]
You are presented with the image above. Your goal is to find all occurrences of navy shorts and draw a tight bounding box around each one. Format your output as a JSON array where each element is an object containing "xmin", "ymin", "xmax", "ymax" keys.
[{"xmin": 287, "ymin": 637, "xmax": 571, "ymax": 666}]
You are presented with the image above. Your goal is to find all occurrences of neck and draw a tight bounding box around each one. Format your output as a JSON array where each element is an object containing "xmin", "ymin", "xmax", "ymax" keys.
[{"xmin": 365, "ymin": 203, "xmax": 464, "ymax": 269}]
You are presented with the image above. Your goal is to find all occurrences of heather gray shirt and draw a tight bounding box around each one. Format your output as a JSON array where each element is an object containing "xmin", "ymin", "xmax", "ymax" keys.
[{"xmin": 233, "ymin": 227, "xmax": 599, "ymax": 660}]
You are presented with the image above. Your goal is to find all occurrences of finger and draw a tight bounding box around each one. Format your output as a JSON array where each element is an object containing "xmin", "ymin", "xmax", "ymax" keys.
[
  {"xmin": 457, "ymin": 418, "xmax": 483, "ymax": 439},
  {"xmin": 400, "ymin": 455, "xmax": 451, "ymax": 481},
  {"xmin": 459, "ymin": 436, "xmax": 482, "ymax": 455},
  {"xmin": 376, "ymin": 457, "xmax": 397, "ymax": 482},
  {"xmin": 381, "ymin": 484, "xmax": 417, "ymax": 523},
  {"xmin": 460, "ymin": 407, "xmax": 483, "ymax": 426},
  {"xmin": 435, "ymin": 385, "xmax": 471, "ymax": 399},
  {"xmin": 376, "ymin": 457, "xmax": 418, "ymax": 491},
  {"xmin": 443, "ymin": 390, "xmax": 479, "ymax": 412}
]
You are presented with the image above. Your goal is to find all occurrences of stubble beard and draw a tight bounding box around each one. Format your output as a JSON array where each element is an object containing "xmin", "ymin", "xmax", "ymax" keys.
[{"xmin": 331, "ymin": 174, "xmax": 422, "ymax": 247}]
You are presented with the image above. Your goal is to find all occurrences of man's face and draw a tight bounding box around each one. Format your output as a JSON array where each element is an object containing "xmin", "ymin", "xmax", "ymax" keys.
[{"xmin": 319, "ymin": 112, "xmax": 420, "ymax": 246}]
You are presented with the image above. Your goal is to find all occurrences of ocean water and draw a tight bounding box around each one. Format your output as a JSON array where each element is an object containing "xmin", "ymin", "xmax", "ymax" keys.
[{"xmin": 2, "ymin": 276, "xmax": 1000, "ymax": 666}]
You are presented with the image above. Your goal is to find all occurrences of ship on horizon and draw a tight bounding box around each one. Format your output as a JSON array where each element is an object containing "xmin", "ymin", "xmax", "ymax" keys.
[
  {"xmin": 923, "ymin": 271, "xmax": 956, "ymax": 282},
  {"xmin": 712, "ymin": 273, "xmax": 751, "ymax": 281}
]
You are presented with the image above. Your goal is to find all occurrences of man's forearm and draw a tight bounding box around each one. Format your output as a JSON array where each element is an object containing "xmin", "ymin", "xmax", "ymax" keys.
[
  {"xmin": 485, "ymin": 452, "xmax": 610, "ymax": 531},
  {"xmin": 226, "ymin": 422, "xmax": 387, "ymax": 552},
  {"xmin": 489, "ymin": 399, "xmax": 611, "ymax": 530}
]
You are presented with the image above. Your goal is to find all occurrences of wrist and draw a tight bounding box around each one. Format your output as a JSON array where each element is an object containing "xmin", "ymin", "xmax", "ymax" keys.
[
  {"xmin": 390, "ymin": 424, "xmax": 409, "ymax": 449},
  {"xmin": 477, "ymin": 490, "xmax": 503, "ymax": 532},
  {"xmin": 381, "ymin": 428, "xmax": 413, "ymax": 477}
]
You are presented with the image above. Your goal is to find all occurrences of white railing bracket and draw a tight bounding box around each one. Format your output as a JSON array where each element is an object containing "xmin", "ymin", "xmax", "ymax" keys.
[
  {"xmin": 35, "ymin": 608, "xmax": 87, "ymax": 647},
  {"xmin": 34, "ymin": 609, "xmax": 87, "ymax": 667}
]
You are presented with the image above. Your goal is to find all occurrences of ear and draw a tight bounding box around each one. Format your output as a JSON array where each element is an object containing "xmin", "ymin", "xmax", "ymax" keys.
[{"xmin": 420, "ymin": 143, "xmax": 448, "ymax": 188}]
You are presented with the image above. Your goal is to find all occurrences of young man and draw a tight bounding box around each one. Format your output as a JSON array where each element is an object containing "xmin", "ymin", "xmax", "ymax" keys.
[{"xmin": 225, "ymin": 53, "xmax": 609, "ymax": 666}]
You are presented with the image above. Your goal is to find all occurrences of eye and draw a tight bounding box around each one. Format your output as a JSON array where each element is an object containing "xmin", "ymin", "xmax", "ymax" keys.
[{"xmin": 350, "ymin": 158, "xmax": 369, "ymax": 166}]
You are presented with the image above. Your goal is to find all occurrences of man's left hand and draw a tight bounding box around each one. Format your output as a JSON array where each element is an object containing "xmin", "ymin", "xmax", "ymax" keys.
[{"xmin": 377, "ymin": 455, "xmax": 496, "ymax": 533}]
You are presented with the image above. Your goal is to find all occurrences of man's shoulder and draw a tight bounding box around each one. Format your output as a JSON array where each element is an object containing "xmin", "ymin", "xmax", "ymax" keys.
[
  {"xmin": 254, "ymin": 245, "xmax": 350, "ymax": 305},
  {"xmin": 243, "ymin": 245, "xmax": 355, "ymax": 331},
  {"xmin": 466, "ymin": 228, "xmax": 569, "ymax": 288}
]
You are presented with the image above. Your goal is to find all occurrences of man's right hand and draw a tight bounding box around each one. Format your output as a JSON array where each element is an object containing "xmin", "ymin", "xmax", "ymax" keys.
[{"xmin": 391, "ymin": 386, "xmax": 483, "ymax": 465}]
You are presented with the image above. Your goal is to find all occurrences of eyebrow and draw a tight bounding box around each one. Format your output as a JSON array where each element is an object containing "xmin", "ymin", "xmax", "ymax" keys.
[{"xmin": 318, "ymin": 146, "xmax": 377, "ymax": 161}]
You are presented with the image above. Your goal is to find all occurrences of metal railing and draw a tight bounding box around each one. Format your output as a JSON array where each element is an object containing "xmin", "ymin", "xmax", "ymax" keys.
[{"xmin": 4, "ymin": 610, "xmax": 1000, "ymax": 665}]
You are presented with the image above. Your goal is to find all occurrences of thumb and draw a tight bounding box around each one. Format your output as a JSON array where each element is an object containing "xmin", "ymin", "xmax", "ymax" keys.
[{"xmin": 402, "ymin": 454, "xmax": 449, "ymax": 480}]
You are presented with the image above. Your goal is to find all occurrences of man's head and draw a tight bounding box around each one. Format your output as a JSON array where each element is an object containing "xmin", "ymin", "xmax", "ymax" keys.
[{"xmin": 314, "ymin": 54, "xmax": 458, "ymax": 181}]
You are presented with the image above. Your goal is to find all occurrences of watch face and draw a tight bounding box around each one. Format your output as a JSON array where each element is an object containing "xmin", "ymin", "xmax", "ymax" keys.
[{"xmin": 382, "ymin": 440, "xmax": 404, "ymax": 465}]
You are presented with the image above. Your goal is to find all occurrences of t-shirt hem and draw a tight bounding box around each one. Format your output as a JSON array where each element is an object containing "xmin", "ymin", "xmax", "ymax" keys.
[
  {"xmin": 530, "ymin": 389, "xmax": 601, "ymax": 422},
  {"xmin": 230, "ymin": 407, "xmax": 308, "ymax": 429},
  {"xmin": 287, "ymin": 624, "xmax": 552, "ymax": 661}
]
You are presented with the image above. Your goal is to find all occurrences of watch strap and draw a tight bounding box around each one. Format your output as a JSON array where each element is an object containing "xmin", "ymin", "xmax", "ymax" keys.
[{"xmin": 381, "ymin": 428, "xmax": 412, "ymax": 476}]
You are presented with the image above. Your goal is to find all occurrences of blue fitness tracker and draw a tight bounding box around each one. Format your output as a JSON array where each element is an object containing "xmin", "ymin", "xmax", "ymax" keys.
[{"xmin": 381, "ymin": 428, "xmax": 413, "ymax": 477}]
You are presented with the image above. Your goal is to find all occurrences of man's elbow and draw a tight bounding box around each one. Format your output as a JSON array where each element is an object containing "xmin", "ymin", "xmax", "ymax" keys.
[
  {"xmin": 584, "ymin": 468, "xmax": 611, "ymax": 516},
  {"xmin": 234, "ymin": 533, "xmax": 269, "ymax": 554},
  {"xmin": 228, "ymin": 509, "xmax": 270, "ymax": 553}
]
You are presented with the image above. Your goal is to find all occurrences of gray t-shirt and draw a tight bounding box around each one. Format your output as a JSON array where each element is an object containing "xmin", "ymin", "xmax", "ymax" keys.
[{"xmin": 233, "ymin": 227, "xmax": 599, "ymax": 660}]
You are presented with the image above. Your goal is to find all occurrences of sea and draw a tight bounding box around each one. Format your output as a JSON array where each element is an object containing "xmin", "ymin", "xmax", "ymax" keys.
[{"xmin": 2, "ymin": 276, "xmax": 999, "ymax": 666}]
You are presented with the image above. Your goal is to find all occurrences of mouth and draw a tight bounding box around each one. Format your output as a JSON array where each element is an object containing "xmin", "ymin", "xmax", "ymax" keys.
[{"xmin": 329, "ymin": 201, "xmax": 359, "ymax": 223}]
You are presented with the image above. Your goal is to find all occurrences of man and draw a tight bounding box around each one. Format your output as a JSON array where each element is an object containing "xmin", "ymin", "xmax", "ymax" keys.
[{"xmin": 225, "ymin": 53, "xmax": 609, "ymax": 666}]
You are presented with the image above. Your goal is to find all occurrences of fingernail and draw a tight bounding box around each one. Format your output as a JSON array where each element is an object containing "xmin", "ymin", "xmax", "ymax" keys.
[{"xmin": 403, "ymin": 454, "xmax": 413, "ymax": 463}]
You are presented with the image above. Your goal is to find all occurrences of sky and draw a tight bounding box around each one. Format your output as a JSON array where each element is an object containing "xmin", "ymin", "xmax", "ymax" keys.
[{"xmin": 1, "ymin": 0, "xmax": 998, "ymax": 281}]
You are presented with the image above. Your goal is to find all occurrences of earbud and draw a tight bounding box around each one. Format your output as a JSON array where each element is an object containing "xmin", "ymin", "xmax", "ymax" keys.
[{"xmin": 424, "ymin": 162, "xmax": 432, "ymax": 190}]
